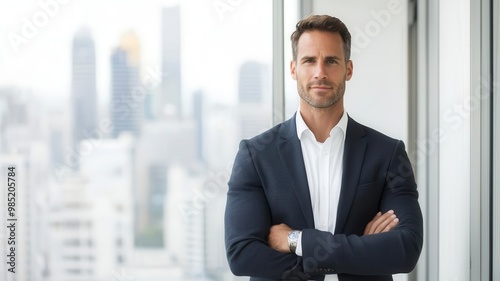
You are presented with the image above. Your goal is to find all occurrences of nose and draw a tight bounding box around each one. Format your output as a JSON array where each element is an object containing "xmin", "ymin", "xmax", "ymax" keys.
[{"xmin": 314, "ymin": 62, "xmax": 327, "ymax": 80}]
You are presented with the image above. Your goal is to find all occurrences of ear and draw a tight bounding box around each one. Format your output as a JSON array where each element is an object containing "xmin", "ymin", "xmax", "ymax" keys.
[
  {"xmin": 290, "ymin": 60, "xmax": 297, "ymax": 80},
  {"xmin": 345, "ymin": 60, "xmax": 353, "ymax": 81}
]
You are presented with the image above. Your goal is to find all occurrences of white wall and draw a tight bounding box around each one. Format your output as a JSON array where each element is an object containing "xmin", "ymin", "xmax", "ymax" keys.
[
  {"xmin": 438, "ymin": 0, "xmax": 471, "ymax": 280},
  {"xmin": 311, "ymin": 0, "xmax": 409, "ymax": 144},
  {"xmin": 494, "ymin": 1, "xmax": 500, "ymax": 278}
]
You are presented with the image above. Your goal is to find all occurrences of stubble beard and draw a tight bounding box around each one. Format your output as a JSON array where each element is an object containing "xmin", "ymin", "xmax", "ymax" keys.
[{"xmin": 298, "ymin": 76, "xmax": 346, "ymax": 109}]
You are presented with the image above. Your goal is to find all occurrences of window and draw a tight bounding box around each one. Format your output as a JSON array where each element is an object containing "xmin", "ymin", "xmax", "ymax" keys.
[
  {"xmin": 0, "ymin": 0, "xmax": 275, "ymax": 280},
  {"xmin": 493, "ymin": 0, "xmax": 500, "ymax": 278}
]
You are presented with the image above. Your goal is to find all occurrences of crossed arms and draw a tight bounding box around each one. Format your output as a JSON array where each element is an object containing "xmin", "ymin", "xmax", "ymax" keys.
[
  {"xmin": 268, "ymin": 210, "xmax": 401, "ymax": 254},
  {"xmin": 224, "ymin": 139, "xmax": 423, "ymax": 279}
]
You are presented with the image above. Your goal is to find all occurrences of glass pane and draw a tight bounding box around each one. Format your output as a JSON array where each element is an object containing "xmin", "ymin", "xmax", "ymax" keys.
[
  {"xmin": 284, "ymin": 0, "xmax": 300, "ymax": 119},
  {"xmin": 0, "ymin": 1, "xmax": 272, "ymax": 280},
  {"xmin": 493, "ymin": 0, "xmax": 500, "ymax": 279}
]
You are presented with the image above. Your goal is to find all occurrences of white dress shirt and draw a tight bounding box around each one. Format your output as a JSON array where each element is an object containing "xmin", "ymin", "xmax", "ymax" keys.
[{"xmin": 294, "ymin": 109, "xmax": 348, "ymax": 281}]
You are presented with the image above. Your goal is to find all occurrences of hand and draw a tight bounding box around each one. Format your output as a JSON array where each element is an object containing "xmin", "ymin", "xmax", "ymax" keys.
[
  {"xmin": 268, "ymin": 223, "xmax": 293, "ymax": 253},
  {"xmin": 363, "ymin": 210, "xmax": 399, "ymax": 235}
]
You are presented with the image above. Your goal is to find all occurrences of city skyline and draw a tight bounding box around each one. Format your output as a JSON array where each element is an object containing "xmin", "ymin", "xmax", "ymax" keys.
[
  {"xmin": 0, "ymin": 53, "xmax": 272, "ymax": 281},
  {"xmin": 0, "ymin": 1, "xmax": 275, "ymax": 280},
  {"xmin": 0, "ymin": 0, "xmax": 273, "ymax": 110}
]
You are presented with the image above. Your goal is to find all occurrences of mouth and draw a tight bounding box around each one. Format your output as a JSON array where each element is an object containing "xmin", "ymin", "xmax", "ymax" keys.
[
  {"xmin": 309, "ymin": 86, "xmax": 332, "ymax": 90},
  {"xmin": 308, "ymin": 82, "xmax": 334, "ymax": 90}
]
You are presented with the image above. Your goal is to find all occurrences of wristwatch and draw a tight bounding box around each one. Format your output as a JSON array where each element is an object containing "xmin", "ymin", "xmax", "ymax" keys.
[{"xmin": 287, "ymin": 230, "xmax": 301, "ymax": 254}]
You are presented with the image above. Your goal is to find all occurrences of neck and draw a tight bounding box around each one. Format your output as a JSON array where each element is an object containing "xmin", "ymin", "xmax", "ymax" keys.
[{"xmin": 299, "ymin": 100, "xmax": 344, "ymax": 142}]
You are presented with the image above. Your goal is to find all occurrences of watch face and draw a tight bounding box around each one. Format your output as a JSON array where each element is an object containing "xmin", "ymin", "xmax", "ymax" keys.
[{"xmin": 288, "ymin": 231, "xmax": 299, "ymax": 253}]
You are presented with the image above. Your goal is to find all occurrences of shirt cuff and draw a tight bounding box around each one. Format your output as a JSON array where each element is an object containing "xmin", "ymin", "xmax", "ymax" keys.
[{"xmin": 295, "ymin": 231, "xmax": 303, "ymax": 256}]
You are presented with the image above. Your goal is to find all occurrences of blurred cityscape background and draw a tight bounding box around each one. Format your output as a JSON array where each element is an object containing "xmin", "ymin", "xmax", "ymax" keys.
[
  {"xmin": 0, "ymin": 0, "xmax": 290, "ymax": 280},
  {"xmin": 3, "ymin": 0, "xmax": 497, "ymax": 281}
]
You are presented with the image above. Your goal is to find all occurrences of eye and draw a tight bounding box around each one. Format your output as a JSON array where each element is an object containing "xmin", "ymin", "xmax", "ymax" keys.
[
  {"xmin": 327, "ymin": 59, "xmax": 338, "ymax": 64},
  {"xmin": 304, "ymin": 58, "xmax": 314, "ymax": 63}
]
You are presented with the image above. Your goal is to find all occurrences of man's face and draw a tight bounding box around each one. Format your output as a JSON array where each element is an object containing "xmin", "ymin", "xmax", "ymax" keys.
[{"xmin": 291, "ymin": 30, "xmax": 353, "ymax": 109}]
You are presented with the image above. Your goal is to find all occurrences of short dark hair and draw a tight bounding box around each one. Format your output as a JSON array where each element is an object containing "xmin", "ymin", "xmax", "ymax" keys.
[{"xmin": 290, "ymin": 15, "xmax": 351, "ymax": 62}]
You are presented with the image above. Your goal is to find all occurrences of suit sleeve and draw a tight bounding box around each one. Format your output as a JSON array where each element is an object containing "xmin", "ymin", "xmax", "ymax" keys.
[
  {"xmin": 225, "ymin": 140, "xmax": 309, "ymax": 280},
  {"xmin": 300, "ymin": 140, "xmax": 423, "ymax": 275}
]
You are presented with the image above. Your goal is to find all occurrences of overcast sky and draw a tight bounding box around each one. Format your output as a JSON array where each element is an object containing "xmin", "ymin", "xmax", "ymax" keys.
[{"xmin": 0, "ymin": 0, "xmax": 275, "ymax": 110}]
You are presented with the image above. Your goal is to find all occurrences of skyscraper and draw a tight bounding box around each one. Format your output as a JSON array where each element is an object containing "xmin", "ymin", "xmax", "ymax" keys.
[
  {"xmin": 192, "ymin": 90, "xmax": 204, "ymax": 163},
  {"xmin": 71, "ymin": 27, "xmax": 97, "ymax": 150},
  {"xmin": 0, "ymin": 88, "xmax": 51, "ymax": 281},
  {"xmin": 237, "ymin": 61, "xmax": 271, "ymax": 139},
  {"xmin": 161, "ymin": 5, "xmax": 181, "ymax": 117},
  {"xmin": 134, "ymin": 163, "xmax": 167, "ymax": 248},
  {"xmin": 134, "ymin": 117, "xmax": 197, "ymax": 247},
  {"xmin": 238, "ymin": 61, "xmax": 265, "ymax": 104},
  {"xmin": 111, "ymin": 32, "xmax": 142, "ymax": 138}
]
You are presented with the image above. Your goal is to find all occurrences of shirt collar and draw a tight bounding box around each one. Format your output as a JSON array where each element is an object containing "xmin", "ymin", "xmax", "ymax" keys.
[{"xmin": 295, "ymin": 107, "xmax": 348, "ymax": 141}]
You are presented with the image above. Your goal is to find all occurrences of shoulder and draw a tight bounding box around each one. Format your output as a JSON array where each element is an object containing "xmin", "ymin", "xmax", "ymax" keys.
[
  {"xmin": 348, "ymin": 117, "xmax": 411, "ymax": 168},
  {"xmin": 348, "ymin": 116, "xmax": 401, "ymax": 147}
]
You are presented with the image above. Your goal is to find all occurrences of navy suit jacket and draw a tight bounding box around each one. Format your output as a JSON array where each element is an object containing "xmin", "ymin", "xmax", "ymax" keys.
[{"xmin": 224, "ymin": 115, "xmax": 423, "ymax": 281}]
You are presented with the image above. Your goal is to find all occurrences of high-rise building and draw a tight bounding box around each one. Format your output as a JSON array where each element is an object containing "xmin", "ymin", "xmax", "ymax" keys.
[
  {"xmin": 164, "ymin": 165, "xmax": 208, "ymax": 280},
  {"xmin": 47, "ymin": 109, "xmax": 71, "ymax": 169},
  {"xmin": 71, "ymin": 27, "xmax": 97, "ymax": 150},
  {"xmin": 237, "ymin": 61, "xmax": 271, "ymax": 140},
  {"xmin": 238, "ymin": 61, "xmax": 266, "ymax": 104},
  {"xmin": 203, "ymin": 103, "xmax": 238, "ymax": 169},
  {"xmin": 134, "ymin": 163, "xmax": 167, "ymax": 248},
  {"xmin": 45, "ymin": 136, "xmax": 135, "ymax": 281},
  {"xmin": 0, "ymin": 88, "xmax": 51, "ymax": 281},
  {"xmin": 134, "ymin": 118, "xmax": 197, "ymax": 247},
  {"xmin": 192, "ymin": 90, "xmax": 204, "ymax": 163},
  {"xmin": 161, "ymin": 5, "xmax": 182, "ymax": 117},
  {"xmin": 111, "ymin": 32, "xmax": 142, "ymax": 138}
]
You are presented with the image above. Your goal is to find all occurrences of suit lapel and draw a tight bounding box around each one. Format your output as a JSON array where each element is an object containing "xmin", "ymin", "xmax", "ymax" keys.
[
  {"xmin": 276, "ymin": 115, "xmax": 315, "ymax": 229},
  {"xmin": 334, "ymin": 117, "xmax": 367, "ymax": 234}
]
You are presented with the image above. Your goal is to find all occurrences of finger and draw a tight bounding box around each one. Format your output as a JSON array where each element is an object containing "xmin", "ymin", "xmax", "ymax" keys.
[
  {"xmin": 382, "ymin": 218, "xmax": 400, "ymax": 233},
  {"xmin": 368, "ymin": 210, "xmax": 394, "ymax": 234},
  {"xmin": 374, "ymin": 214, "xmax": 397, "ymax": 233},
  {"xmin": 366, "ymin": 212, "xmax": 384, "ymax": 234}
]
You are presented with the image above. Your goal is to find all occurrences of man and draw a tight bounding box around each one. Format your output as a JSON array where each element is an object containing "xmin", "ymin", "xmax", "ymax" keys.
[{"xmin": 224, "ymin": 15, "xmax": 423, "ymax": 281}]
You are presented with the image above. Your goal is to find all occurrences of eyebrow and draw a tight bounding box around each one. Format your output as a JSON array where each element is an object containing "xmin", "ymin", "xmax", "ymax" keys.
[{"xmin": 300, "ymin": 55, "xmax": 342, "ymax": 62}]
